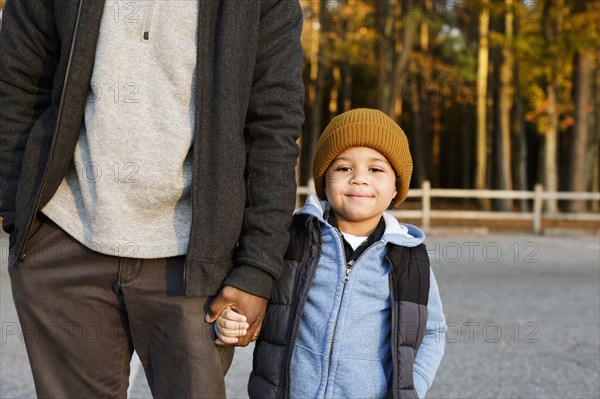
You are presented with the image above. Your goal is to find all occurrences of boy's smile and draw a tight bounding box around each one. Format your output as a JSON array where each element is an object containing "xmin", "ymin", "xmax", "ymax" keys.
[{"xmin": 324, "ymin": 147, "xmax": 397, "ymax": 236}]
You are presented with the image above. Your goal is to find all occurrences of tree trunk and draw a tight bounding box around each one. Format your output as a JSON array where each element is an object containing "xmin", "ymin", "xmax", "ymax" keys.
[
  {"xmin": 513, "ymin": 7, "xmax": 528, "ymax": 212},
  {"xmin": 421, "ymin": 2, "xmax": 435, "ymax": 180},
  {"xmin": 410, "ymin": 76, "xmax": 424, "ymax": 185},
  {"xmin": 310, "ymin": 1, "xmax": 326, "ymax": 159},
  {"xmin": 462, "ymin": 103, "xmax": 475, "ymax": 190},
  {"xmin": 544, "ymin": 83, "xmax": 559, "ymax": 213},
  {"xmin": 568, "ymin": 50, "xmax": 592, "ymax": 212},
  {"xmin": 541, "ymin": 0, "xmax": 563, "ymax": 213},
  {"xmin": 341, "ymin": 61, "xmax": 352, "ymax": 112},
  {"xmin": 377, "ymin": 0, "xmax": 394, "ymax": 113},
  {"xmin": 338, "ymin": 0, "xmax": 352, "ymax": 112},
  {"xmin": 496, "ymin": 0, "xmax": 514, "ymax": 210},
  {"xmin": 419, "ymin": 76, "xmax": 430, "ymax": 183},
  {"xmin": 431, "ymin": 98, "xmax": 441, "ymax": 187},
  {"xmin": 329, "ymin": 64, "xmax": 341, "ymax": 115},
  {"xmin": 592, "ymin": 46, "xmax": 600, "ymax": 212},
  {"xmin": 476, "ymin": 1, "xmax": 490, "ymax": 209},
  {"xmin": 299, "ymin": 0, "xmax": 325, "ymax": 194},
  {"xmin": 387, "ymin": 12, "xmax": 416, "ymax": 119}
]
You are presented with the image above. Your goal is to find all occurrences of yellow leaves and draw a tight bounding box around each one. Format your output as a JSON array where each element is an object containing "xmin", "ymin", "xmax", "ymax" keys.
[
  {"xmin": 524, "ymin": 90, "xmax": 575, "ymax": 133},
  {"xmin": 300, "ymin": 0, "xmax": 377, "ymax": 66}
]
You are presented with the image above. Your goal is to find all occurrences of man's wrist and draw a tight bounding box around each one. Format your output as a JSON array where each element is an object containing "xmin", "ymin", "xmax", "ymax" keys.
[{"xmin": 223, "ymin": 264, "xmax": 274, "ymax": 299}]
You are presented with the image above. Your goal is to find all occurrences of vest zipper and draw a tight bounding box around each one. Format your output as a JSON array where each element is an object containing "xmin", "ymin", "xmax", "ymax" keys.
[
  {"xmin": 143, "ymin": 0, "xmax": 156, "ymax": 40},
  {"xmin": 282, "ymin": 249, "xmax": 306, "ymax": 394},
  {"xmin": 13, "ymin": 0, "xmax": 85, "ymax": 267},
  {"xmin": 387, "ymin": 255, "xmax": 399, "ymax": 399},
  {"xmin": 282, "ymin": 219, "xmax": 320, "ymax": 398}
]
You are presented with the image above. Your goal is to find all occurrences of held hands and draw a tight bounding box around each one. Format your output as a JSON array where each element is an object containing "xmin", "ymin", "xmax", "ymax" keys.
[
  {"xmin": 205, "ymin": 285, "xmax": 267, "ymax": 347},
  {"xmin": 213, "ymin": 307, "xmax": 250, "ymax": 346}
]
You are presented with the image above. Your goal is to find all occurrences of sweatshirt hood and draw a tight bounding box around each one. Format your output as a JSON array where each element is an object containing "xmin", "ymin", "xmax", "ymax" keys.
[{"xmin": 297, "ymin": 194, "xmax": 425, "ymax": 247}]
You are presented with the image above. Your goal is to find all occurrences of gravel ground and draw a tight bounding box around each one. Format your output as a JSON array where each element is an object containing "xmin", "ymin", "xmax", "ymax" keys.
[{"xmin": 2, "ymin": 230, "xmax": 599, "ymax": 398}]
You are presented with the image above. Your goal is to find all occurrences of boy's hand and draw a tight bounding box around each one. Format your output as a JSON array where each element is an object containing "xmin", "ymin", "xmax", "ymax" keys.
[
  {"xmin": 205, "ymin": 285, "xmax": 267, "ymax": 347},
  {"xmin": 214, "ymin": 308, "xmax": 249, "ymax": 346}
]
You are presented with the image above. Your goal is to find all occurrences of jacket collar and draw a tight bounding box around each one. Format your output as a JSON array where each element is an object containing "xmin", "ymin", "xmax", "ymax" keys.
[{"xmin": 297, "ymin": 194, "xmax": 425, "ymax": 247}]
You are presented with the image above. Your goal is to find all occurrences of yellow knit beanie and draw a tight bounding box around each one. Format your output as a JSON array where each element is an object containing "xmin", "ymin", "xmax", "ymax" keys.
[{"xmin": 312, "ymin": 108, "xmax": 413, "ymax": 206}]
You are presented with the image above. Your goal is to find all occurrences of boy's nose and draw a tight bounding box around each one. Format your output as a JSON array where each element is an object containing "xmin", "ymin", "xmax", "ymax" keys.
[{"xmin": 350, "ymin": 172, "xmax": 368, "ymax": 185}]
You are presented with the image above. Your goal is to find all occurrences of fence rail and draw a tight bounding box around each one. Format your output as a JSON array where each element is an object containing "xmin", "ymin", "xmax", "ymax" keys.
[{"xmin": 296, "ymin": 180, "xmax": 600, "ymax": 234}]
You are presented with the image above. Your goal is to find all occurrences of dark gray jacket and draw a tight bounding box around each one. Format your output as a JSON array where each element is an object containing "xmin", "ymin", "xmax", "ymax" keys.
[
  {"xmin": 0, "ymin": 0, "xmax": 304, "ymax": 298},
  {"xmin": 248, "ymin": 213, "xmax": 430, "ymax": 399}
]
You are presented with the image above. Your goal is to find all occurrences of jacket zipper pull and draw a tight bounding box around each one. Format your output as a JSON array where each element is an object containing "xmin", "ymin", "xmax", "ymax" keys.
[{"xmin": 344, "ymin": 260, "xmax": 355, "ymax": 283}]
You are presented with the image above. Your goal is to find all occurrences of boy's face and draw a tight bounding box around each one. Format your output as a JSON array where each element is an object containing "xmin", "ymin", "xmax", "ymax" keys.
[{"xmin": 324, "ymin": 147, "xmax": 397, "ymax": 235}]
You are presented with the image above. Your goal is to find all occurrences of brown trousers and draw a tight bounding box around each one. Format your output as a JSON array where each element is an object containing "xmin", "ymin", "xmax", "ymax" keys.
[{"xmin": 9, "ymin": 217, "xmax": 234, "ymax": 398}]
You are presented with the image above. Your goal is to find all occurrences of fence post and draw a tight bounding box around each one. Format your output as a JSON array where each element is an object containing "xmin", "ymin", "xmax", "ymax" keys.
[
  {"xmin": 533, "ymin": 184, "xmax": 543, "ymax": 234},
  {"xmin": 308, "ymin": 178, "xmax": 315, "ymax": 194},
  {"xmin": 422, "ymin": 180, "xmax": 431, "ymax": 232}
]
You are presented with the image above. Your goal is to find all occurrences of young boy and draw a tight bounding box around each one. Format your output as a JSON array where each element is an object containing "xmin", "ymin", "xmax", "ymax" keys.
[{"xmin": 215, "ymin": 109, "xmax": 446, "ymax": 398}]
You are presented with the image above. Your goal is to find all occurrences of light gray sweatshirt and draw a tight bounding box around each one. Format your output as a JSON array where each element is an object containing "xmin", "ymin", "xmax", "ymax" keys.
[{"xmin": 42, "ymin": 1, "xmax": 199, "ymax": 258}]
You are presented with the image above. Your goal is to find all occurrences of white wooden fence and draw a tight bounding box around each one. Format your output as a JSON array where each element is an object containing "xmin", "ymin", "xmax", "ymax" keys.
[{"xmin": 296, "ymin": 180, "xmax": 600, "ymax": 234}]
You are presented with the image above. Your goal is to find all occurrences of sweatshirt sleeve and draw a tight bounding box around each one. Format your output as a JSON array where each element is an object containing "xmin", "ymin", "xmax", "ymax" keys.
[{"xmin": 413, "ymin": 268, "xmax": 446, "ymax": 398}]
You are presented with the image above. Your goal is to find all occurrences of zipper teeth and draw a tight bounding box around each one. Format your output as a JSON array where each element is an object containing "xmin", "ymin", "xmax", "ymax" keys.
[
  {"xmin": 387, "ymin": 256, "xmax": 398, "ymax": 399},
  {"xmin": 331, "ymin": 229, "xmax": 350, "ymax": 353},
  {"xmin": 14, "ymin": 0, "xmax": 85, "ymax": 265},
  {"xmin": 335, "ymin": 229, "xmax": 353, "ymax": 280},
  {"xmin": 339, "ymin": 229, "xmax": 382, "ymax": 283},
  {"xmin": 345, "ymin": 240, "xmax": 382, "ymax": 280},
  {"xmin": 324, "ymin": 229, "xmax": 349, "ymax": 394},
  {"xmin": 283, "ymin": 219, "xmax": 319, "ymax": 395},
  {"xmin": 283, "ymin": 249, "xmax": 305, "ymax": 391}
]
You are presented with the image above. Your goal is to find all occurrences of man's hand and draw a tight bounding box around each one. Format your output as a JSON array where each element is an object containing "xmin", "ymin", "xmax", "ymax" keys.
[{"xmin": 205, "ymin": 285, "xmax": 267, "ymax": 347}]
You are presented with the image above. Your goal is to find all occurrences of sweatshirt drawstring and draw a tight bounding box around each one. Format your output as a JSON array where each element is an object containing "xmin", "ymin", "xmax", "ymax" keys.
[{"xmin": 143, "ymin": 0, "xmax": 156, "ymax": 40}]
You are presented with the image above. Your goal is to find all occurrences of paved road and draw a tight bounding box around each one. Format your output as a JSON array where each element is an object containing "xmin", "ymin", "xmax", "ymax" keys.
[{"xmin": 2, "ymin": 230, "xmax": 599, "ymax": 398}]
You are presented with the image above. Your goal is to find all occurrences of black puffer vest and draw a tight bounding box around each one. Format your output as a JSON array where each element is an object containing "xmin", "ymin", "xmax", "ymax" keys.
[{"xmin": 248, "ymin": 214, "xmax": 430, "ymax": 399}]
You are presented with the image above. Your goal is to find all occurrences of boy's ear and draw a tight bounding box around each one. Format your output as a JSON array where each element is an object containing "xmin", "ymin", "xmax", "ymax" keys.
[{"xmin": 388, "ymin": 178, "xmax": 400, "ymax": 210}]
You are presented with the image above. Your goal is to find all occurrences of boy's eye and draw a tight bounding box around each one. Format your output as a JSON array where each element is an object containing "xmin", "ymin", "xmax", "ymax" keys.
[
  {"xmin": 370, "ymin": 167, "xmax": 384, "ymax": 173},
  {"xmin": 334, "ymin": 166, "xmax": 352, "ymax": 172}
]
